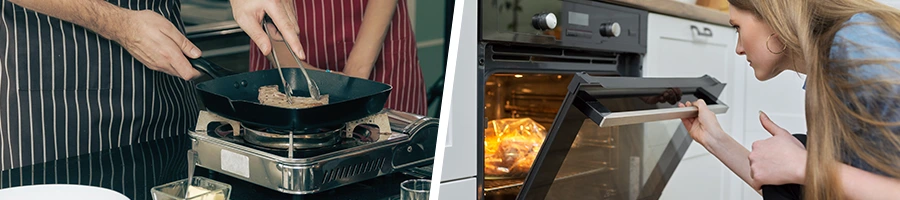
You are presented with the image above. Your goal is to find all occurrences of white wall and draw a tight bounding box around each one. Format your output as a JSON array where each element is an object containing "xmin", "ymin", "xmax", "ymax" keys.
[{"xmin": 880, "ymin": 0, "xmax": 900, "ymax": 8}]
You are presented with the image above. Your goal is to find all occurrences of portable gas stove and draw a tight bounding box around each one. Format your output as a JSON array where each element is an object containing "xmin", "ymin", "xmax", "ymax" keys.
[{"xmin": 188, "ymin": 109, "xmax": 438, "ymax": 195}]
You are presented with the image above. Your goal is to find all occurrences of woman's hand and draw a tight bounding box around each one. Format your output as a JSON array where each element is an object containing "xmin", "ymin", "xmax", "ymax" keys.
[
  {"xmin": 748, "ymin": 111, "xmax": 807, "ymax": 189},
  {"xmin": 230, "ymin": 0, "xmax": 305, "ymax": 59},
  {"xmin": 677, "ymin": 99, "xmax": 727, "ymax": 147}
]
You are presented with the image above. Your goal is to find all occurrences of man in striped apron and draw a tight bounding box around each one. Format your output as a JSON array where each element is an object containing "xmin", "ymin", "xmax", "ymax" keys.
[{"xmin": 0, "ymin": 0, "xmax": 305, "ymax": 173}]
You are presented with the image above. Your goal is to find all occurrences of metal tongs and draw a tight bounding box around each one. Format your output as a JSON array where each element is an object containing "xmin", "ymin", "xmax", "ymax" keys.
[{"xmin": 262, "ymin": 15, "xmax": 322, "ymax": 104}]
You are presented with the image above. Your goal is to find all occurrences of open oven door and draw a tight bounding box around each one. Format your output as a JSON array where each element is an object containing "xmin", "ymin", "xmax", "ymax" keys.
[{"xmin": 516, "ymin": 72, "xmax": 728, "ymax": 200}]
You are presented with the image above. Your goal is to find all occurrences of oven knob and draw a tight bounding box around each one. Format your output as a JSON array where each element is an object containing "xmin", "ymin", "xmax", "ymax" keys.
[
  {"xmin": 599, "ymin": 22, "xmax": 621, "ymax": 37},
  {"xmin": 532, "ymin": 12, "xmax": 557, "ymax": 30}
]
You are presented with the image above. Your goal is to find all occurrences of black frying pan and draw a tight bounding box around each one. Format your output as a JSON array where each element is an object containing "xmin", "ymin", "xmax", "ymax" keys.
[{"xmin": 189, "ymin": 57, "xmax": 392, "ymax": 132}]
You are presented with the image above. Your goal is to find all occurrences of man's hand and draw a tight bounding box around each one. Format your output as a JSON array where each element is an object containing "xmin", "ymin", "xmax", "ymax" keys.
[{"xmin": 110, "ymin": 10, "xmax": 202, "ymax": 80}]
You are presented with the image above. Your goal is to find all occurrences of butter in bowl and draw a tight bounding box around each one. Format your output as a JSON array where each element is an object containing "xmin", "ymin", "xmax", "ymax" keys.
[{"xmin": 151, "ymin": 176, "xmax": 231, "ymax": 200}]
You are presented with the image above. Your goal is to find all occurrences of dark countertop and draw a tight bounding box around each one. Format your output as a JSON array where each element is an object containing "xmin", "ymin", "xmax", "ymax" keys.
[
  {"xmin": 600, "ymin": 0, "xmax": 731, "ymax": 26},
  {"xmin": 0, "ymin": 134, "xmax": 428, "ymax": 200}
]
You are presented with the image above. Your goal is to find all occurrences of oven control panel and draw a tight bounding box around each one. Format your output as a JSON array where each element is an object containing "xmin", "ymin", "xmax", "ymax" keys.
[
  {"xmin": 532, "ymin": 12, "xmax": 558, "ymax": 30},
  {"xmin": 558, "ymin": 1, "xmax": 645, "ymax": 53},
  {"xmin": 481, "ymin": 0, "xmax": 647, "ymax": 54}
]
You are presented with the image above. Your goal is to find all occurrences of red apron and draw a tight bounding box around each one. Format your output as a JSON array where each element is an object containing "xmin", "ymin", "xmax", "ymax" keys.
[{"xmin": 248, "ymin": 0, "xmax": 427, "ymax": 116}]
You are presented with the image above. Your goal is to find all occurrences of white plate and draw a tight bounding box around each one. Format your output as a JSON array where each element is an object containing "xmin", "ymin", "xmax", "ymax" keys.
[{"xmin": 0, "ymin": 184, "xmax": 130, "ymax": 200}]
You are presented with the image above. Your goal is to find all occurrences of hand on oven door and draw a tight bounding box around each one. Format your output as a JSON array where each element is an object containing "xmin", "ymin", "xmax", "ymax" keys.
[
  {"xmin": 231, "ymin": 0, "xmax": 306, "ymax": 59},
  {"xmin": 677, "ymin": 99, "xmax": 727, "ymax": 147},
  {"xmin": 639, "ymin": 88, "xmax": 683, "ymax": 105}
]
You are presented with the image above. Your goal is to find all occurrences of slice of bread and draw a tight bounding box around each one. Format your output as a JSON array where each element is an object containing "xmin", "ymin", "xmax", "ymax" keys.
[{"xmin": 258, "ymin": 85, "xmax": 329, "ymax": 109}]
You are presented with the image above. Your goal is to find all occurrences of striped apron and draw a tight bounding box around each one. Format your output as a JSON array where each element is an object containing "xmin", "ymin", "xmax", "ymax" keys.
[
  {"xmin": 247, "ymin": 0, "xmax": 428, "ymax": 116},
  {"xmin": 0, "ymin": 0, "xmax": 200, "ymax": 171}
]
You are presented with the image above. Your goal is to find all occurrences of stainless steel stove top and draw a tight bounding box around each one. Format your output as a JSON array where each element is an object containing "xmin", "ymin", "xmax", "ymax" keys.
[{"xmin": 188, "ymin": 109, "xmax": 438, "ymax": 195}]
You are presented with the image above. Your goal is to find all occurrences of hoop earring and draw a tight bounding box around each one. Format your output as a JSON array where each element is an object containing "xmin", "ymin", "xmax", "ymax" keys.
[{"xmin": 766, "ymin": 33, "xmax": 787, "ymax": 54}]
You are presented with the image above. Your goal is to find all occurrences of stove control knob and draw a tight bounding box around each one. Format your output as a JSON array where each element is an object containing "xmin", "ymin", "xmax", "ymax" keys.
[
  {"xmin": 532, "ymin": 12, "xmax": 557, "ymax": 30},
  {"xmin": 599, "ymin": 22, "xmax": 621, "ymax": 37}
]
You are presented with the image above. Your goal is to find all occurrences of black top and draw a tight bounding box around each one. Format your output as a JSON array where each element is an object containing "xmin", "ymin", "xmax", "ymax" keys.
[{"xmin": 0, "ymin": 134, "xmax": 421, "ymax": 200}]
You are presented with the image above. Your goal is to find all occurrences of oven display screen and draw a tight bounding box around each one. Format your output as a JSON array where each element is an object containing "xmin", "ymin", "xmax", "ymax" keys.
[{"xmin": 568, "ymin": 12, "xmax": 590, "ymax": 27}]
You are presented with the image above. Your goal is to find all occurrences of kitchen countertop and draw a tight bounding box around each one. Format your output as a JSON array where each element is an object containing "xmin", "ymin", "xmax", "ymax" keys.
[
  {"xmin": 0, "ymin": 134, "xmax": 428, "ymax": 200},
  {"xmin": 601, "ymin": 0, "xmax": 731, "ymax": 27}
]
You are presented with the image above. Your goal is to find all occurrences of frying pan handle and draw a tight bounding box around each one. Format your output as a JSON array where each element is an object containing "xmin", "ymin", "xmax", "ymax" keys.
[{"xmin": 190, "ymin": 57, "xmax": 237, "ymax": 79}]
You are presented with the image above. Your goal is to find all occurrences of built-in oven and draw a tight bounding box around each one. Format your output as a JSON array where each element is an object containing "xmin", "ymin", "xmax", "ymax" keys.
[
  {"xmin": 481, "ymin": 72, "xmax": 728, "ymax": 200},
  {"xmin": 477, "ymin": 0, "xmax": 730, "ymax": 199}
]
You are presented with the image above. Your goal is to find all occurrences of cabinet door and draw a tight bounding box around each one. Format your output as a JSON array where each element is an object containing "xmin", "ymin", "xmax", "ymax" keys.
[
  {"xmin": 658, "ymin": 155, "xmax": 725, "ymax": 200},
  {"xmin": 644, "ymin": 13, "xmax": 739, "ymax": 200},
  {"xmin": 738, "ymin": 59, "xmax": 808, "ymax": 200},
  {"xmin": 644, "ymin": 13, "xmax": 737, "ymax": 159},
  {"xmin": 437, "ymin": 177, "xmax": 477, "ymax": 200}
]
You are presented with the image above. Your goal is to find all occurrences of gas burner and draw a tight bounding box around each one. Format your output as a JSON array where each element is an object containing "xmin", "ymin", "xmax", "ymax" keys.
[
  {"xmin": 244, "ymin": 125, "xmax": 344, "ymax": 135},
  {"xmin": 241, "ymin": 124, "xmax": 345, "ymax": 150}
]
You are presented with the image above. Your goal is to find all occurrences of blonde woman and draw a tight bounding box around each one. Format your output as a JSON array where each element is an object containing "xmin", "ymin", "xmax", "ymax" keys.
[{"xmin": 678, "ymin": 0, "xmax": 900, "ymax": 199}]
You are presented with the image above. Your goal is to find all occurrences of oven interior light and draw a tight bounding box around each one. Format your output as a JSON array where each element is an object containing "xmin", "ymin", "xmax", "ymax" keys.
[{"xmin": 514, "ymin": 74, "xmax": 524, "ymax": 78}]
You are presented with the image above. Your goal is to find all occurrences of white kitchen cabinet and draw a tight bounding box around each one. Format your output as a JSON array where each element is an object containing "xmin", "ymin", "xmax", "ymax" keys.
[
  {"xmin": 643, "ymin": 13, "xmax": 739, "ymax": 200},
  {"xmin": 658, "ymin": 155, "xmax": 726, "ymax": 200},
  {"xmin": 737, "ymin": 57, "xmax": 808, "ymax": 200},
  {"xmin": 644, "ymin": 13, "xmax": 737, "ymax": 146},
  {"xmin": 644, "ymin": 13, "xmax": 809, "ymax": 200},
  {"xmin": 438, "ymin": 177, "xmax": 477, "ymax": 200}
]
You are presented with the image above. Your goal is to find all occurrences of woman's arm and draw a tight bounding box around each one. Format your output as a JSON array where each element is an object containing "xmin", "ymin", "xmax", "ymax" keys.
[
  {"xmin": 343, "ymin": 0, "xmax": 399, "ymax": 79},
  {"xmin": 680, "ymin": 100, "xmax": 761, "ymax": 194},
  {"xmin": 840, "ymin": 164, "xmax": 900, "ymax": 199},
  {"xmin": 706, "ymin": 132, "xmax": 760, "ymax": 194}
]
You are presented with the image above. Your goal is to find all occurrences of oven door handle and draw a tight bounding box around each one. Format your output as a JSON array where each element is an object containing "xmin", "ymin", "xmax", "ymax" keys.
[{"xmin": 598, "ymin": 103, "xmax": 728, "ymax": 128}]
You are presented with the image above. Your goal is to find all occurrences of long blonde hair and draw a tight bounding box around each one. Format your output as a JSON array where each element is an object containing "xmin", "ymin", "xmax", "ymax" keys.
[{"xmin": 727, "ymin": 0, "xmax": 900, "ymax": 199}]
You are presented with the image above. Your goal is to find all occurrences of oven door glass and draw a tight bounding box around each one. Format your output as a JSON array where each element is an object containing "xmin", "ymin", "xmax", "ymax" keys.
[{"xmin": 514, "ymin": 73, "xmax": 728, "ymax": 200}]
